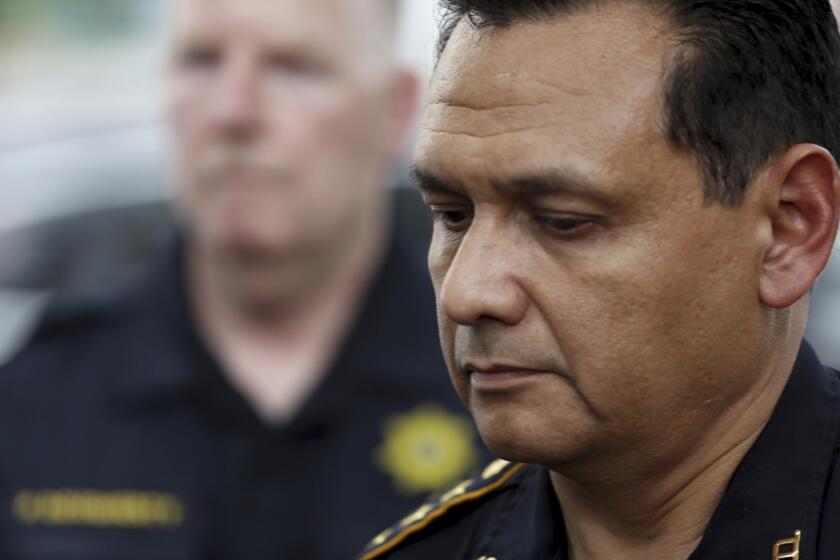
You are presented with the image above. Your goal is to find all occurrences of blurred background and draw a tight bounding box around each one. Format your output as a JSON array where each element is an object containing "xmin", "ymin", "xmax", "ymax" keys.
[
  {"xmin": 0, "ymin": 0, "xmax": 443, "ymax": 361},
  {"xmin": 0, "ymin": 0, "xmax": 837, "ymax": 365}
]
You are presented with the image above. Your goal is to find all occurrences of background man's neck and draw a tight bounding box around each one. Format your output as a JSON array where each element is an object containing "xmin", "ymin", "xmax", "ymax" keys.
[{"xmin": 187, "ymin": 207, "xmax": 391, "ymax": 425}]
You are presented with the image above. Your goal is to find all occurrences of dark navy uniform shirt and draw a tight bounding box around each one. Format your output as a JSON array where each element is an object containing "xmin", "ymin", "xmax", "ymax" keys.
[
  {"xmin": 362, "ymin": 342, "xmax": 840, "ymax": 560},
  {"xmin": 0, "ymin": 190, "xmax": 488, "ymax": 560}
]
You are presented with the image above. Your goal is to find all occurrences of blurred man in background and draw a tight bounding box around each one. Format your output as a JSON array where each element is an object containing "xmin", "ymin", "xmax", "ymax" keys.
[{"xmin": 0, "ymin": 0, "xmax": 487, "ymax": 558}]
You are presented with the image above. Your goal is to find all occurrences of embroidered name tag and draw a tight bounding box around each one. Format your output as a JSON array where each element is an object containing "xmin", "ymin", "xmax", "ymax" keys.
[{"xmin": 12, "ymin": 489, "xmax": 185, "ymax": 529}]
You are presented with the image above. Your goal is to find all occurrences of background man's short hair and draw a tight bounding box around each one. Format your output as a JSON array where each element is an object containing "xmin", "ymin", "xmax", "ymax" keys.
[{"xmin": 437, "ymin": 0, "xmax": 840, "ymax": 206}]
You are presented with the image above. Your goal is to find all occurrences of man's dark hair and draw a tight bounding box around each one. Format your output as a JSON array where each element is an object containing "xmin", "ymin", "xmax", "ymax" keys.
[{"xmin": 437, "ymin": 0, "xmax": 840, "ymax": 205}]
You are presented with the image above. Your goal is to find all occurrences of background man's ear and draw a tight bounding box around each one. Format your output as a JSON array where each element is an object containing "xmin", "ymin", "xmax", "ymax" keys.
[{"xmin": 759, "ymin": 144, "xmax": 840, "ymax": 309}]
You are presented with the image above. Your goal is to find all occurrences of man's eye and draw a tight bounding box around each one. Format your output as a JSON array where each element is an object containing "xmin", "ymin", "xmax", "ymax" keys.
[
  {"xmin": 429, "ymin": 207, "xmax": 472, "ymax": 230},
  {"xmin": 178, "ymin": 47, "xmax": 221, "ymax": 71},
  {"xmin": 537, "ymin": 216, "xmax": 596, "ymax": 236},
  {"xmin": 266, "ymin": 55, "xmax": 330, "ymax": 79}
]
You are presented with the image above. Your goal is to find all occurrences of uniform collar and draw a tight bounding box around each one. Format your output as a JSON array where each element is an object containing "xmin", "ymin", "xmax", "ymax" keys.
[
  {"xmin": 488, "ymin": 465, "xmax": 567, "ymax": 560},
  {"xmin": 107, "ymin": 235, "xmax": 215, "ymax": 408},
  {"xmin": 690, "ymin": 341, "xmax": 840, "ymax": 559}
]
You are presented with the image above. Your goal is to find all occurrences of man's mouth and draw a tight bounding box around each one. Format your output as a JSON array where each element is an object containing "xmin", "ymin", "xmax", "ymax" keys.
[{"xmin": 462, "ymin": 361, "xmax": 554, "ymax": 391}]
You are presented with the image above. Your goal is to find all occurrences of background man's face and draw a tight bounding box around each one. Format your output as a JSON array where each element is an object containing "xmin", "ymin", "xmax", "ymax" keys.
[
  {"xmin": 416, "ymin": 4, "xmax": 773, "ymax": 468},
  {"xmin": 167, "ymin": 0, "xmax": 399, "ymax": 289}
]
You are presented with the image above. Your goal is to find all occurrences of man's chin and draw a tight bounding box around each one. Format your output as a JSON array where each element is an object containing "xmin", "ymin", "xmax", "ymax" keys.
[
  {"xmin": 215, "ymin": 259, "xmax": 318, "ymax": 314},
  {"xmin": 473, "ymin": 407, "xmax": 596, "ymax": 468}
]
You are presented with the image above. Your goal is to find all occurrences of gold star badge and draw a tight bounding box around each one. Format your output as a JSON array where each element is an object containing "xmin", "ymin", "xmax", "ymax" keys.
[{"xmin": 376, "ymin": 403, "xmax": 480, "ymax": 495}]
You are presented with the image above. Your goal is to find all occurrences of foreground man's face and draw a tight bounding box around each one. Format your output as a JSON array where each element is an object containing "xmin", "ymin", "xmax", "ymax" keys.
[{"xmin": 416, "ymin": 4, "xmax": 771, "ymax": 468}]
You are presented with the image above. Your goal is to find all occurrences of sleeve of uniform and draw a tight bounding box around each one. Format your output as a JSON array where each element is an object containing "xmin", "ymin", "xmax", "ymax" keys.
[{"xmin": 359, "ymin": 459, "xmax": 525, "ymax": 559}]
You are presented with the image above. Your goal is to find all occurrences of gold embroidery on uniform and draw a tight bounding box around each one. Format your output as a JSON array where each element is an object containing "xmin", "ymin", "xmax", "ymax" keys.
[
  {"xmin": 399, "ymin": 503, "xmax": 435, "ymax": 528},
  {"xmin": 440, "ymin": 479, "xmax": 474, "ymax": 503},
  {"xmin": 12, "ymin": 489, "xmax": 185, "ymax": 529},
  {"xmin": 772, "ymin": 530, "xmax": 801, "ymax": 560},
  {"xmin": 361, "ymin": 462, "xmax": 526, "ymax": 560},
  {"xmin": 368, "ymin": 528, "xmax": 393, "ymax": 548},
  {"xmin": 481, "ymin": 459, "xmax": 510, "ymax": 480}
]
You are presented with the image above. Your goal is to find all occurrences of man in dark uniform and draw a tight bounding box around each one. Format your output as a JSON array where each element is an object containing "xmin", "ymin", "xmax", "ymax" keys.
[
  {"xmin": 362, "ymin": 0, "xmax": 840, "ymax": 558},
  {"xmin": 0, "ymin": 0, "xmax": 488, "ymax": 558}
]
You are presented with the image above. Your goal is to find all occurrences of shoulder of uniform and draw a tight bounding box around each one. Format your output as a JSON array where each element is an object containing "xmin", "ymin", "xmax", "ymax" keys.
[
  {"xmin": 35, "ymin": 297, "xmax": 123, "ymax": 338},
  {"xmin": 18, "ymin": 295, "xmax": 131, "ymax": 354},
  {"xmin": 1, "ymin": 292, "xmax": 134, "ymax": 374},
  {"xmin": 360, "ymin": 459, "xmax": 526, "ymax": 560}
]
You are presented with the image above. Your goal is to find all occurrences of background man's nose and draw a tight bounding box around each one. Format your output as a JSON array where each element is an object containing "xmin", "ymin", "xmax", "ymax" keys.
[
  {"xmin": 210, "ymin": 54, "xmax": 261, "ymax": 140},
  {"xmin": 439, "ymin": 229, "xmax": 528, "ymax": 327}
]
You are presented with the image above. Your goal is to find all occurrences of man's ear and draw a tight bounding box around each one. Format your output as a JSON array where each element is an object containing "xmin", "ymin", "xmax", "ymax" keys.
[
  {"xmin": 759, "ymin": 144, "xmax": 840, "ymax": 309},
  {"xmin": 386, "ymin": 69, "xmax": 420, "ymax": 155}
]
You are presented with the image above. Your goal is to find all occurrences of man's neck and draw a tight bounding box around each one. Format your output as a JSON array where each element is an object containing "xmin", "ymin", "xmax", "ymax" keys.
[
  {"xmin": 187, "ymin": 212, "xmax": 390, "ymax": 424},
  {"xmin": 550, "ymin": 331, "xmax": 804, "ymax": 560}
]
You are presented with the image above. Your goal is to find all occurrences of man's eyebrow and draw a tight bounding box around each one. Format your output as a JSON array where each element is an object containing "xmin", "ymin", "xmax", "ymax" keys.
[
  {"xmin": 409, "ymin": 166, "xmax": 463, "ymax": 196},
  {"xmin": 410, "ymin": 165, "xmax": 619, "ymax": 207},
  {"xmin": 502, "ymin": 170, "xmax": 605, "ymax": 199}
]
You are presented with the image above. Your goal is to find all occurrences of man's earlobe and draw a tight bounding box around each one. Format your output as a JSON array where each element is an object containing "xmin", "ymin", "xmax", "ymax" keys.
[{"xmin": 759, "ymin": 144, "xmax": 840, "ymax": 309}]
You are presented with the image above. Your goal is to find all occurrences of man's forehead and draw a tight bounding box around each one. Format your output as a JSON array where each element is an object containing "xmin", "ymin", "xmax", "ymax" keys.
[
  {"xmin": 418, "ymin": 3, "xmax": 677, "ymax": 187},
  {"xmin": 430, "ymin": 4, "xmax": 672, "ymax": 113},
  {"xmin": 173, "ymin": 0, "xmax": 389, "ymax": 42}
]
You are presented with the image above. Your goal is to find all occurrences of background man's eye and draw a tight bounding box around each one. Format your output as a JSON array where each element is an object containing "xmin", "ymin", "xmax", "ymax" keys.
[
  {"xmin": 179, "ymin": 47, "xmax": 221, "ymax": 70},
  {"xmin": 266, "ymin": 55, "xmax": 329, "ymax": 79}
]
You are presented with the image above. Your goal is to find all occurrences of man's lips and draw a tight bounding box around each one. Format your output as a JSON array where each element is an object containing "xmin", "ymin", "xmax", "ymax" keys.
[
  {"xmin": 463, "ymin": 362, "xmax": 548, "ymax": 375},
  {"xmin": 462, "ymin": 362, "xmax": 555, "ymax": 391}
]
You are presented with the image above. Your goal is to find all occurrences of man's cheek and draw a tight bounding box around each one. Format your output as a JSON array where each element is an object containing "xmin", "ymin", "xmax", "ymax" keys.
[
  {"xmin": 435, "ymin": 322, "xmax": 458, "ymax": 371},
  {"xmin": 437, "ymin": 321, "xmax": 456, "ymax": 362}
]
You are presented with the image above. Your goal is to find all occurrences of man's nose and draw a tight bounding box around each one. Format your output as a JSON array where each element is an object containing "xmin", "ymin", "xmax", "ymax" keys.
[
  {"xmin": 439, "ymin": 225, "xmax": 529, "ymax": 327},
  {"xmin": 210, "ymin": 54, "xmax": 261, "ymax": 139}
]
